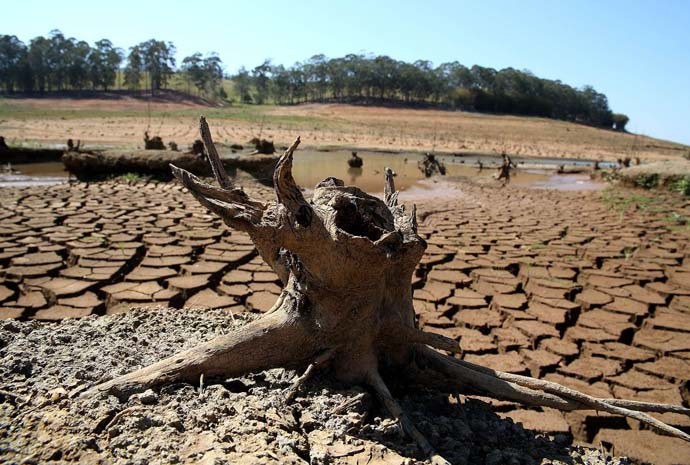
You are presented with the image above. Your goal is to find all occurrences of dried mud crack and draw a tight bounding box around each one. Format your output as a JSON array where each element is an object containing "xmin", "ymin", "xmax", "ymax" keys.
[
  {"xmin": 2, "ymin": 118, "xmax": 690, "ymax": 464},
  {"xmin": 1, "ymin": 308, "xmax": 627, "ymax": 465}
]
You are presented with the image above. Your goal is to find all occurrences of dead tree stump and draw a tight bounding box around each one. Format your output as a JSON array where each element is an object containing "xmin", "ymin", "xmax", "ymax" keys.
[
  {"xmin": 144, "ymin": 131, "xmax": 165, "ymax": 150},
  {"xmin": 348, "ymin": 151, "xmax": 363, "ymax": 167},
  {"xmin": 419, "ymin": 153, "xmax": 446, "ymax": 177},
  {"xmin": 81, "ymin": 117, "xmax": 690, "ymax": 463}
]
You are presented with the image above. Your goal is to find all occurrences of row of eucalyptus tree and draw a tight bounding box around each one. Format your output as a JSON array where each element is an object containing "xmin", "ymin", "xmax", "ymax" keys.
[
  {"xmin": 235, "ymin": 54, "xmax": 624, "ymax": 128},
  {"xmin": 0, "ymin": 31, "xmax": 221, "ymax": 97},
  {"xmin": 0, "ymin": 32, "xmax": 626, "ymax": 129}
]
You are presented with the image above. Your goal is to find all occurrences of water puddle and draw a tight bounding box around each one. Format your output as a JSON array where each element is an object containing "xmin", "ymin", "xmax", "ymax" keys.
[
  {"xmin": 0, "ymin": 162, "xmax": 68, "ymax": 187},
  {"xmin": 292, "ymin": 151, "xmax": 605, "ymax": 193}
]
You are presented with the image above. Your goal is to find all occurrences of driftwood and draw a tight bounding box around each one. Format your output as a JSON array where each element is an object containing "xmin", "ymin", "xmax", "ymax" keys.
[
  {"xmin": 62, "ymin": 148, "xmax": 278, "ymax": 183},
  {"xmin": 0, "ymin": 138, "xmax": 63, "ymax": 163},
  {"xmin": 81, "ymin": 117, "xmax": 690, "ymax": 464}
]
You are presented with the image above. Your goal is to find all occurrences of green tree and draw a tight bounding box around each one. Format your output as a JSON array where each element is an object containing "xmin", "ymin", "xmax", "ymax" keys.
[
  {"xmin": 123, "ymin": 45, "xmax": 143, "ymax": 90},
  {"xmin": 270, "ymin": 64, "xmax": 290, "ymax": 103},
  {"xmin": 181, "ymin": 52, "xmax": 204, "ymax": 93},
  {"xmin": 46, "ymin": 30, "xmax": 72, "ymax": 90},
  {"xmin": 232, "ymin": 66, "xmax": 252, "ymax": 103},
  {"xmin": 88, "ymin": 39, "xmax": 123, "ymax": 91},
  {"xmin": 66, "ymin": 40, "xmax": 90, "ymax": 90},
  {"xmin": 27, "ymin": 36, "xmax": 51, "ymax": 92},
  {"xmin": 134, "ymin": 39, "xmax": 176, "ymax": 94},
  {"xmin": 252, "ymin": 59, "xmax": 272, "ymax": 104},
  {"xmin": 0, "ymin": 35, "xmax": 28, "ymax": 92},
  {"xmin": 202, "ymin": 53, "xmax": 223, "ymax": 95},
  {"xmin": 612, "ymin": 113, "xmax": 629, "ymax": 131},
  {"xmin": 183, "ymin": 52, "xmax": 223, "ymax": 97}
]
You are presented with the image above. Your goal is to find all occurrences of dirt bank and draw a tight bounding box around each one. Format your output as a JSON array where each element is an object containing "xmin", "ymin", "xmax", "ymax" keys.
[
  {"xmin": 62, "ymin": 150, "xmax": 278, "ymax": 182},
  {"xmin": 1, "ymin": 101, "xmax": 687, "ymax": 162}
]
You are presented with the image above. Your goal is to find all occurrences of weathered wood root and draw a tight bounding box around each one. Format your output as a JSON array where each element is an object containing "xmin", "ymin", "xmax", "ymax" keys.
[
  {"xmin": 420, "ymin": 347, "xmax": 690, "ymax": 441},
  {"xmin": 369, "ymin": 370, "xmax": 451, "ymax": 465},
  {"xmin": 81, "ymin": 310, "xmax": 317, "ymax": 400},
  {"xmin": 285, "ymin": 349, "xmax": 335, "ymax": 404}
]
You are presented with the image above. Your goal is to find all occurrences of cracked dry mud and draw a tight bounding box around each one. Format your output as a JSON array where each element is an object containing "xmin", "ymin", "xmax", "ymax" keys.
[
  {"xmin": 1, "ymin": 178, "xmax": 690, "ymax": 464},
  {"xmin": 1, "ymin": 308, "xmax": 625, "ymax": 465}
]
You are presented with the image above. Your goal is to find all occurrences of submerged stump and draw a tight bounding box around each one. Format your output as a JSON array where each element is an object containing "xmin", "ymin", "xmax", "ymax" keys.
[{"xmin": 419, "ymin": 153, "xmax": 446, "ymax": 177}]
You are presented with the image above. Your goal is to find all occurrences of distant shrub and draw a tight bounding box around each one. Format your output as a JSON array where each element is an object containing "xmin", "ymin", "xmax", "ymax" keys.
[
  {"xmin": 672, "ymin": 176, "xmax": 690, "ymax": 197},
  {"xmin": 116, "ymin": 172, "xmax": 142, "ymax": 182},
  {"xmin": 612, "ymin": 113, "xmax": 629, "ymax": 131},
  {"xmin": 635, "ymin": 173, "xmax": 658, "ymax": 189}
]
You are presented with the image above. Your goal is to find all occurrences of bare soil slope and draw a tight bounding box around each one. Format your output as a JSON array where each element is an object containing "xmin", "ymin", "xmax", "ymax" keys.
[{"xmin": 0, "ymin": 98, "xmax": 687, "ymax": 161}]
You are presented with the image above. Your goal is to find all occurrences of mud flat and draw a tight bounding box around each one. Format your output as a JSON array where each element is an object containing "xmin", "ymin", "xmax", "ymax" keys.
[{"xmin": 0, "ymin": 178, "xmax": 689, "ymax": 463}]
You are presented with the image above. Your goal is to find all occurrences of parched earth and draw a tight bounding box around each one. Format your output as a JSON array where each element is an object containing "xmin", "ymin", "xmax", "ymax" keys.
[
  {"xmin": 1, "ymin": 308, "xmax": 625, "ymax": 465},
  {"xmin": 1, "ymin": 98, "xmax": 687, "ymax": 161},
  {"xmin": 1, "ymin": 178, "xmax": 690, "ymax": 464}
]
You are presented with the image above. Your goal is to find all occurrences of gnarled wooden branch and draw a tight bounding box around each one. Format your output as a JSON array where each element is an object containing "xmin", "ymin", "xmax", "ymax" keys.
[
  {"xmin": 200, "ymin": 115, "xmax": 232, "ymax": 189},
  {"xmin": 420, "ymin": 347, "xmax": 690, "ymax": 441}
]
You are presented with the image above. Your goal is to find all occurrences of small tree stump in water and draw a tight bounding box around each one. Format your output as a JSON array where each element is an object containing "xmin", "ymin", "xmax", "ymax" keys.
[
  {"xmin": 497, "ymin": 152, "xmax": 516, "ymax": 185},
  {"xmin": 249, "ymin": 137, "xmax": 275, "ymax": 154},
  {"xmin": 188, "ymin": 139, "xmax": 205, "ymax": 156},
  {"xmin": 419, "ymin": 153, "xmax": 446, "ymax": 177},
  {"xmin": 348, "ymin": 151, "xmax": 363, "ymax": 168}
]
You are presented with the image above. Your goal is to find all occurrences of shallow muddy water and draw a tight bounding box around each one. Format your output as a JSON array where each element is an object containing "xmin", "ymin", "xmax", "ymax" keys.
[
  {"xmin": 292, "ymin": 151, "xmax": 605, "ymax": 193},
  {"xmin": 0, "ymin": 162, "xmax": 68, "ymax": 187},
  {"xmin": 0, "ymin": 151, "xmax": 606, "ymax": 191}
]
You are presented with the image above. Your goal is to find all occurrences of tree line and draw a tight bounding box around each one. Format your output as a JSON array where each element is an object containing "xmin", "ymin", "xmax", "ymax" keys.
[
  {"xmin": 0, "ymin": 31, "xmax": 123, "ymax": 92},
  {"xmin": 240, "ymin": 54, "xmax": 628, "ymax": 129},
  {"xmin": 0, "ymin": 31, "xmax": 628, "ymax": 130},
  {"xmin": 0, "ymin": 30, "xmax": 223, "ymax": 98}
]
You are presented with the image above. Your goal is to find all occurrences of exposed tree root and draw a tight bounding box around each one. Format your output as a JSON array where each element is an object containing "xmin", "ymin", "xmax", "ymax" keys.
[
  {"xmin": 81, "ymin": 116, "xmax": 690, "ymax": 464},
  {"xmin": 368, "ymin": 370, "xmax": 451, "ymax": 465},
  {"xmin": 81, "ymin": 309, "xmax": 318, "ymax": 400},
  {"xmin": 420, "ymin": 347, "xmax": 690, "ymax": 441},
  {"xmin": 285, "ymin": 349, "xmax": 335, "ymax": 404}
]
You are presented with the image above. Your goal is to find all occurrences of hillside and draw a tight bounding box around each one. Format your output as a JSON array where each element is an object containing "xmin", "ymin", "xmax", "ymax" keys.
[{"xmin": 0, "ymin": 95, "xmax": 687, "ymax": 161}]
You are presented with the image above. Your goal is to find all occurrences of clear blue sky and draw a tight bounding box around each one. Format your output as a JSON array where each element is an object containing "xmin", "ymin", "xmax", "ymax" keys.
[{"xmin": 4, "ymin": 0, "xmax": 690, "ymax": 145}]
